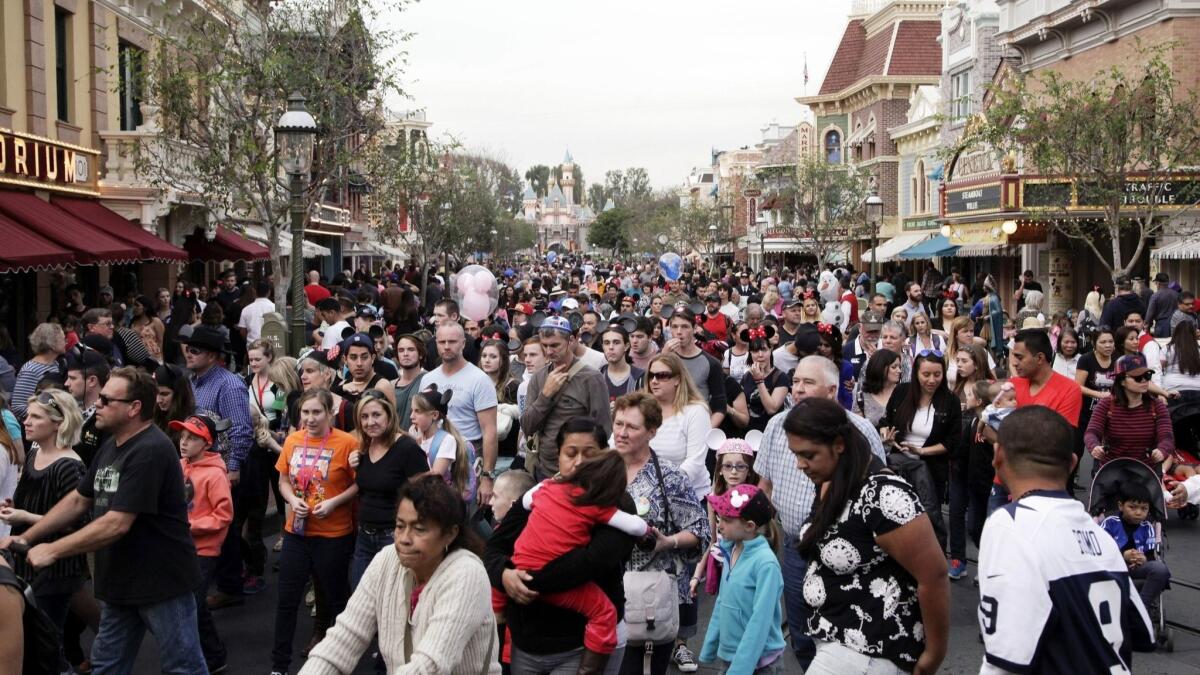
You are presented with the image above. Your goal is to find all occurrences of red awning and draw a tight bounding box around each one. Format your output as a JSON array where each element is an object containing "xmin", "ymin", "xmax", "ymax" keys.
[
  {"xmin": 183, "ymin": 226, "xmax": 271, "ymax": 262},
  {"xmin": 51, "ymin": 197, "xmax": 189, "ymax": 262},
  {"xmin": 0, "ymin": 191, "xmax": 142, "ymax": 265},
  {"xmin": 0, "ymin": 212, "xmax": 75, "ymax": 272}
]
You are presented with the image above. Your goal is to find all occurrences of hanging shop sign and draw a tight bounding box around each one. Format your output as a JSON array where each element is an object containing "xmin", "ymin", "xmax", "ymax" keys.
[
  {"xmin": 903, "ymin": 216, "xmax": 939, "ymax": 231},
  {"xmin": 0, "ymin": 128, "xmax": 99, "ymax": 195},
  {"xmin": 1022, "ymin": 176, "xmax": 1200, "ymax": 211}
]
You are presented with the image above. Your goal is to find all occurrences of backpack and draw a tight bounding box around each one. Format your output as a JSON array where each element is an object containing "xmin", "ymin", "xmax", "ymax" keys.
[{"xmin": 0, "ymin": 556, "xmax": 62, "ymax": 675}]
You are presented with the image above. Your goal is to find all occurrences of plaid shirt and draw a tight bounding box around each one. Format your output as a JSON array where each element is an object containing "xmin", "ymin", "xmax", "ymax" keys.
[
  {"xmin": 191, "ymin": 365, "xmax": 253, "ymax": 473},
  {"xmin": 754, "ymin": 403, "xmax": 888, "ymax": 538}
]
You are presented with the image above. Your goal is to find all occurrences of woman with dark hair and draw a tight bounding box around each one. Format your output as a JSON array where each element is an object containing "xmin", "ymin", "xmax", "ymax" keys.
[
  {"xmin": 739, "ymin": 326, "xmax": 787, "ymax": 432},
  {"xmin": 303, "ymin": 475, "xmax": 498, "ymax": 674},
  {"xmin": 934, "ymin": 294, "xmax": 959, "ymax": 334},
  {"xmin": 154, "ymin": 363, "xmax": 196, "ymax": 447},
  {"xmin": 486, "ymin": 418, "xmax": 635, "ymax": 675},
  {"xmin": 784, "ymin": 398, "xmax": 948, "ymax": 673},
  {"xmin": 1114, "ymin": 325, "xmax": 1140, "ymax": 359},
  {"xmin": 854, "ymin": 349, "xmax": 901, "ymax": 427},
  {"xmin": 881, "ymin": 352, "xmax": 961, "ymax": 553},
  {"xmin": 1085, "ymin": 353, "xmax": 1174, "ymax": 471},
  {"xmin": 951, "ymin": 344, "xmax": 994, "ymax": 404},
  {"xmin": 481, "ymin": 336, "xmax": 521, "ymax": 466},
  {"xmin": 1052, "ymin": 327, "xmax": 1081, "ymax": 379},
  {"xmin": 1160, "ymin": 320, "xmax": 1200, "ymax": 393},
  {"xmin": 816, "ymin": 323, "xmax": 854, "ymax": 409}
]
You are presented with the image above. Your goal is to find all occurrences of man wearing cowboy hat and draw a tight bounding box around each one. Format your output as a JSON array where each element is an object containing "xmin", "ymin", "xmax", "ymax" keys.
[{"xmin": 183, "ymin": 326, "xmax": 254, "ymax": 610}]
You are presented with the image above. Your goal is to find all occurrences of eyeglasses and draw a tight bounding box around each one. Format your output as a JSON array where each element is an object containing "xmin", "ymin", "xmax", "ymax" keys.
[
  {"xmin": 97, "ymin": 393, "xmax": 136, "ymax": 407},
  {"xmin": 648, "ymin": 371, "xmax": 675, "ymax": 381},
  {"xmin": 917, "ymin": 349, "xmax": 944, "ymax": 359},
  {"xmin": 36, "ymin": 391, "xmax": 63, "ymax": 415},
  {"xmin": 721, "ymin": 463, "xmax": 750, "ymax": 472},
  {"xmin": 1128, "ymin": 372, "xmax": 1155, "ymax": 383}
]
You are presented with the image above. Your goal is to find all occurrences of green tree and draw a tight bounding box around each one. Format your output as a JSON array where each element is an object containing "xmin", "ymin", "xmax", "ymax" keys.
[
  {"xmin": 767, "ymin": 156, "xmax": 871, "ymax": 268},
  {"xmin": 588, "ymin": 207, "xmax": 633, "ymax": 253},
  {"xmin": 525, "ymin": 165, "xmax": 551, "ymax": 198},
  {"xmin": 587, "ymin": 184, "xmax": 607, "ymax": 212},
  {"xmin": 139, "ymin": 0, "xmax": 404, "ymax": 304},
  {"xmin": 967, "ymin": 42, "xmax": 1200, "ymax": 282}
]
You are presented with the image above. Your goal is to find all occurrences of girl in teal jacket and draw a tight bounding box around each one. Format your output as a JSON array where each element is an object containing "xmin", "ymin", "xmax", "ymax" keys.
[{"xmin": 699, "ymin": 484, "xmax": 786, "ymax": 674}]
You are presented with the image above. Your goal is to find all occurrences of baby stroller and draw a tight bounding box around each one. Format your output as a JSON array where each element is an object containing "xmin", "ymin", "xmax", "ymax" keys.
[{"xmin": 1087, "ymin": 458, "xmax": 1174, "ymax": 652}]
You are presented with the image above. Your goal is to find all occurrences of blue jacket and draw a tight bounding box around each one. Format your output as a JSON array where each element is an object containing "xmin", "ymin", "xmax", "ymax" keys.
[
  {"xmin": 699, "ymin": 536, "xmax": 785, "ymax": 674},
  {"xmin": 1102, "ymin": 515, "xmax": 1156, "ymax": 556}
]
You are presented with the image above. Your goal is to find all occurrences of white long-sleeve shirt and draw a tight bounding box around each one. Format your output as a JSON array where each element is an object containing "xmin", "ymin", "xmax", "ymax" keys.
[
  {"xmin": 1181, "ymin": 474, "xmax": 1200, "ymax": 506},
  {"xmin": 649, "ymin": 403, "xmax": 712, "ymax": 498}
]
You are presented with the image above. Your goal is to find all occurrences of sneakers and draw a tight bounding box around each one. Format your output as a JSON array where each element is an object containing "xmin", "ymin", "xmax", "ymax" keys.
[
  {"xmin": 948, "ymin": 558, "xmax": 969, "ymax": 580},
  {"xmin": 206, "ymin": 591, "xmax": 244, "ymax": 610},
  {"xmin": 206, "ymin": 662, "xmax": 227, "ymax": 674},
  {"xmin": 243, "ymin": 575, "xmax": 267, "ymax": 595},
  {"xmin": 672, "ymin": 643, "xmax": 698, "ymax": 673}
]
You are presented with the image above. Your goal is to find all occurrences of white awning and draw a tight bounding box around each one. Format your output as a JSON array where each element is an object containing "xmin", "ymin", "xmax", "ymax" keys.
[
  {"xmin": 954, "ymin": 243, "xmax": 1019, "ymax": 258},
  {"xmin": 243, "ymin": 225, "xmax": 331, "ymax": 258},
  {"xmin": 370, "ymin": 240, "xmax": 408, "ymax": 262},
  {"xmin": 861, "ymin": 233, "xmax": 931, "ymax": 264},
  {"xmin": 1152, "ymin": 240, "xmax": 1200, "ymax": 260}
]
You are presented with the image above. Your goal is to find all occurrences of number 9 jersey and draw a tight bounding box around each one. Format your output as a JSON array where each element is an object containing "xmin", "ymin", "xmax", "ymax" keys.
[{"xmin": 976, "ymin": 489, "xmax": 1155, "ymax": 674}]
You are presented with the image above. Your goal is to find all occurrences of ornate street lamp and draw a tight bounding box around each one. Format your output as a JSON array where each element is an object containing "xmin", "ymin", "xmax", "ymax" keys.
[
  {"xmin": 864, "ymin": 190, "xmax": 884, "ymax": 295},
  {"xmin": 275, "ymin": 92, "xmax": 318, "ymax": 357}
]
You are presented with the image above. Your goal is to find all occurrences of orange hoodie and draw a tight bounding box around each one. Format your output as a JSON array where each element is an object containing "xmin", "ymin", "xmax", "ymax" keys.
[{"xmin": 181, "ymin": 451, "xmax": 233, "ymax": 557}]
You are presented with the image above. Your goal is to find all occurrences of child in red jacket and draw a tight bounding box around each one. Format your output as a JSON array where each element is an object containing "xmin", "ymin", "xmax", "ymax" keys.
[{"xmin": 172, "ymin": 415, "xmax": 233, "ymax": 673}]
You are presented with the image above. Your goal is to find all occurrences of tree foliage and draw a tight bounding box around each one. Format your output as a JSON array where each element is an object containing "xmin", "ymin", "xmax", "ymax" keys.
[
  {"xmin": 588, "ymin": 207, "xmax": 633, "ymax": 253},
  {"xmin": 966, "ymin": 42, "xmax": 1200, "ymax": 282},
  {"xmin": 140, "ymin": 0, "xmax": 405, "ymax": 302},
  {"xmin": 524, "ymin": 165, "xmax": 551, "ymax": 198},
  {"xmin": 766, "ymin": 156, "xmax": 871, "ymax": 268}
]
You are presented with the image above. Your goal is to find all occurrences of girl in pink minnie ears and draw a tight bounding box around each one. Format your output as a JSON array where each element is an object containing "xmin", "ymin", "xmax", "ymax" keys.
[{"xmin": 690, "ymin": 429, "xmax": 778, "ymax": 598}]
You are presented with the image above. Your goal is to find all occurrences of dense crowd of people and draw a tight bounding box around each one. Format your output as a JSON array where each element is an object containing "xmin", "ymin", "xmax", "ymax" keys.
[{"xmin": 0, "ymin": 256, "xmax": 1196, "ymax": 675}]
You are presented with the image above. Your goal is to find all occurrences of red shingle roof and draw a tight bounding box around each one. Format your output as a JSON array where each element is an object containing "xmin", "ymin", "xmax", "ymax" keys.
[
  {"xmin": 818, "ymin": 20, "xmax": 866, "ymax": 95},
  {"xmin": 888, "ymin": 20, "xmax": 943, "ymax": 76},
  {"xmin": 817, "ymin": 17, "xmax": 941, "ymax": 96}
]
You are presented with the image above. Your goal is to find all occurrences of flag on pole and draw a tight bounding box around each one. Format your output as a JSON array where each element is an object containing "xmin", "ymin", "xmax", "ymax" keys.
[{"xmin": 804, "ymin": 53, "xmax": 809, "ymax": 86}]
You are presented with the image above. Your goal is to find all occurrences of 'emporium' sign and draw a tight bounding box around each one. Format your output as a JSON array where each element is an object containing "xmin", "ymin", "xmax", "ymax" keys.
[{"xmin": 0, "ymin": 128, "xmax": 98, "ymax": 195}]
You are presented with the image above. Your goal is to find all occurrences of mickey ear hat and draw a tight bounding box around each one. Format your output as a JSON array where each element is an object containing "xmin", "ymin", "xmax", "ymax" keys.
[
  {"xmin": 707, "ymin": 484, "xmax": 775, "ymax": 524},
  {"xmin": 706, "ymin": 429, "xmax": 763, "ymax": 457}
]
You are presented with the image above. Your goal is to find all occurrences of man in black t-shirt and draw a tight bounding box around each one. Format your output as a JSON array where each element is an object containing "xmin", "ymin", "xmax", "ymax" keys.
[{"xmin": 1, "ymin": 367, "xmax": 206, "ymax": 673}]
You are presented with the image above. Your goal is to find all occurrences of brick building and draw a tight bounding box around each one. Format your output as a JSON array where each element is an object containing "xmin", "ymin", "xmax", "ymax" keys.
[{"xmin": 796, "ymin": 0, "xmax": 944, "ymax": 269}]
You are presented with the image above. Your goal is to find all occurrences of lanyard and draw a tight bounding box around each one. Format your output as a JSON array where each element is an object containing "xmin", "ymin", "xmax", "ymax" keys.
[
  {"xmin": 254, "ymin": 375, "xmax": 270, "ymax": 411},
  {"xmin": 295, "ymin": 431, "xmax": 331, "ymax": 491}
]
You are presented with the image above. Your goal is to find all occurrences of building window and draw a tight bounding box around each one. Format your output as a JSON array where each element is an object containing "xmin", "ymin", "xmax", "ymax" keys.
[
  {"xmin": 55, "ymin": 9, "xmax": 72, "ymax": 122},
  {"xmin": 913, "ymin": 160, "xmax": 926, "ymax": 213},
  {"xmin": 118, "ymin": 42, "xmax": 144, "ymax": 131},
  {"xmin": 824, "ymin": 130, "xmax": 841, "ymax": 163},
  {"xmin": 950, "ymin": 70, "xmax": 971, "ymax": 121}
]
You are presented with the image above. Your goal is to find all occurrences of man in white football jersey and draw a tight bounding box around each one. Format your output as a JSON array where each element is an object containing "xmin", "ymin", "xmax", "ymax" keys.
[{"xmin": 977, "ymin": 406, "xmax": 1155, "ymax": 674}]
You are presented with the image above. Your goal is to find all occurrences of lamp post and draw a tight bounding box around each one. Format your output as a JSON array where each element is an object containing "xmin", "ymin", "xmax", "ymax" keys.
[
  {"xmin": 708, "ymin": 223, "xmax": 717, "ymax": 273},
  {"xmin": 864, "ymin": 189, "xmax": 884, "ymax": 295},
  {"xmin": 275, "ymin": 92, "xmax": 318, "ymax": 357}
]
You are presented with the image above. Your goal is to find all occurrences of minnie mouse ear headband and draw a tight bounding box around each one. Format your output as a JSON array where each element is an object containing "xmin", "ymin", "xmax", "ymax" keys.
[
  {"xmin": 706, "ymin": 429, "xmax": 764, "ymax": 457},
  {"xmin": 707, "ymin": 484, "xmax": 775, "ymax": 525},
  {"xmin": 739, "ymin": 325, "xmax": 776, "ymax": 343},
  {"xmin": 418, "ymin": 384, "xmax": 453, "ymax": 416},
  {"xmin": 298, "ymin": 345, "xmax": 341, "ymax": 370}
]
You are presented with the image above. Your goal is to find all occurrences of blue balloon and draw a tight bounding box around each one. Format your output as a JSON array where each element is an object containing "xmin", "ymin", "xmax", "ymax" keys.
[
  {"xmin": 658, "ymin": 252, "xmax": 683, "ymax": 282},
  {"xmin": 546, "ymin": 251, "xmax": 558, "ymax": 264}
]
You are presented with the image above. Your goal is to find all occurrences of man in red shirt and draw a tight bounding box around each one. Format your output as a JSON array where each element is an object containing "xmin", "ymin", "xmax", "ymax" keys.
[
  {"xmin": 700, "ymin": 293, "xmax": 733, "ymax": 343},
  {"xmin": 304, "ymin": 270, "xmax": 331, "ymax": 307},
  {"xmin": 988, "ymin": 328, "xmax": 1083, "ymax": 510}
]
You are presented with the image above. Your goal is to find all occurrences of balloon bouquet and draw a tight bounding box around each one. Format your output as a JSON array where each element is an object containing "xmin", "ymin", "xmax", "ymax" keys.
[{"xmin": 453, "ymin": 264, "xmax": 499, "ymax": 323}]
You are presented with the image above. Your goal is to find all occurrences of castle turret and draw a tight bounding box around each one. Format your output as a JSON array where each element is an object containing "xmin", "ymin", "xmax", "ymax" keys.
[{"xmin": 560, "ymin": 150, "xmax": 575, "ymax": 204}]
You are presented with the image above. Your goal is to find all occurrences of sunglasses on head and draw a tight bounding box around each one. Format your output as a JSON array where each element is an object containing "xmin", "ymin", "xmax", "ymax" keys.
[
  {"xmin": 36, "ymin": 391, "xmax": 63, "ymax": 415},
  {"xmin": 648, "ymin": 371, "xmax": 675, "ymax": 381},
  {"xmin": 917, "ymin": 349, "xmax": 944, "ymax": 359}
]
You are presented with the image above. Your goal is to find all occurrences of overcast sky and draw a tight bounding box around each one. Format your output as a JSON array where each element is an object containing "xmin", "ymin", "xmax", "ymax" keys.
[{"xmin": 378, "ymin": 0, "xmax": 852, "ymax": 189}]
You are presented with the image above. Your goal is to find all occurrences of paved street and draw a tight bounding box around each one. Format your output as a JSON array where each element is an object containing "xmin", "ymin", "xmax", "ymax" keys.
[{"xmin": 116, "ymin": 468, "xmax": 1200, "ymax": 675}]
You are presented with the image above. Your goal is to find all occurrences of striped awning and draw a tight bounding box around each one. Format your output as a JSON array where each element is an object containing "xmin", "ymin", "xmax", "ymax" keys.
[
  {"xmin": 861, "ymin": 233, "xmax": 932, "ymax": 264},
  {"xmin": 1152, "ymin": 240, "xmax": 1200, "ymax": 260},
  {"xmin": 954, "ymin": 243, "xmax": 1019, "ymax": 258}
]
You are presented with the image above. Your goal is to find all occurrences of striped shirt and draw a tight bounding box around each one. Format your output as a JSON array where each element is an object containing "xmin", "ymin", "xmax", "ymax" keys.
[
  {"xmin": 1084, "ymin": 397, "xmax": 1174, "ymax": 467},
  {"xmin": 11, "ymin": 360, "xmax": 58, "ymax": 420},
  {"xmin": 11, "ymin": 449, "xmax": 89, "ymax": 593},
  {"xmin": 754, "ymin": 403, "xmax": 888, "ymax": 538}
]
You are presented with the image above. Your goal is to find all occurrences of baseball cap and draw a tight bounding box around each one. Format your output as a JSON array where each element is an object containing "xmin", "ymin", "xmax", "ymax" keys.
[
  {"xmin": 561, "ymin": 297, "xmax": 580, "ymax": 311},
  {"xmin": 169, "ymin": 415, "xmax": 218, "ymax": 445},
  {"xmin": 539, "ymin": 316, "xmax": 574, "ymax": 335},
  {"xmin": 1114, "ymin": 353, "xmax": 1151, "ymax": 377},
  {"xmin": 705, "ymin": 293, "xmax": 720, "ymax": 303},
  {"xmin": 513, "ymin": 302, "xmax": 535, "ymax": 316},
  {"xmin": 784, "ymin": 296, "xmax": 804, "ymax": 308},
  {"xmin": 860, "ymin": 310, "xmax": 886, "ymax": 331},
  {"xmin": 341, "ymin": 332, "xmax": 376, "ymax": 354},
  {"xmin": 356, "ymin": 305, "xmax": 380, "ymax": 320},
  {"xmin": 706, "ymin": 484, "xmax": 775, "ymax": 526}
]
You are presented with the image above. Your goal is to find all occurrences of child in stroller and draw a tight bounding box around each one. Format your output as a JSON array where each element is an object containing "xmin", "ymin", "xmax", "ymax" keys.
[{"xmin": 1100, "ymin": 481, "xmax": 1171, "ymax": 611}]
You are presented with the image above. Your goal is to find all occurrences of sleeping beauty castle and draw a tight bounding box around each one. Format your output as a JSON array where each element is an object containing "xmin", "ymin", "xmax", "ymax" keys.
[{"xmin": 520, "ymin": 151, "xmax": 597, "ymax": 253}]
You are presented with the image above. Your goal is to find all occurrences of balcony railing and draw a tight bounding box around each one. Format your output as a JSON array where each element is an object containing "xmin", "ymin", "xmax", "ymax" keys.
[{"xmin": 99, "ymin": 129, "xmax": 205, "ymax": 199}]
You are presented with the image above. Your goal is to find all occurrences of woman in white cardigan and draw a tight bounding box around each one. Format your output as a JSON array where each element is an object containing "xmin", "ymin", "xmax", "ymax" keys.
[{"xmin": 301, "ymin": 476, "xmax": 500, "ymax": 675}]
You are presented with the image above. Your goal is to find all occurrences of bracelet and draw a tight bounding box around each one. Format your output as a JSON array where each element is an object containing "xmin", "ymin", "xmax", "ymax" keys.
[{"xmin": 672, "ymin": 534, "xmax": 679, "ymax": 549}]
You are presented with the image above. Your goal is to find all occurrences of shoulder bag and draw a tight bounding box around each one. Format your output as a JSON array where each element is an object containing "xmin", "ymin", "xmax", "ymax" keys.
[{"xmin": 623, "ymin": 451, "xmax": 681, "ymax": 661}]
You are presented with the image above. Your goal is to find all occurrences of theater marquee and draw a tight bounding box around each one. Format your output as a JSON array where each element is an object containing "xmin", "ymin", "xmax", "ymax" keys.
[{"xmin": 0, "ymin": 128, "xmax": 100, "ymax": 196}]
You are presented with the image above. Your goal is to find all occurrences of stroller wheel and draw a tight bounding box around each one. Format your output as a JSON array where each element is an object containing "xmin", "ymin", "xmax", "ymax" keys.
[
  {"xmin": 1165, "ymin": 629, "xmax": 1175, "ymax": 653},
  {"xmin": 1181, "ymin": 503, "xmax": 1199, "ymax": 521}
]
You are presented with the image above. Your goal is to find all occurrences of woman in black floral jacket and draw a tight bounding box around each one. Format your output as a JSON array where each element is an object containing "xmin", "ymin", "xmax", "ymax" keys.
[{"xmin": 785, "ymin": 398, "xmax": 949, "ymax": 675}]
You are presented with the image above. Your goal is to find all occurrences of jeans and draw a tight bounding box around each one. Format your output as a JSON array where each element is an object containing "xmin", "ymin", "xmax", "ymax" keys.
[
  {"xmin": 782, "ymin": 535, "xmax": 815, "ymax": 669},
  {"xmin": 947, "ymin": 459, "xmax": 988, "ymax": 561},
  {"xmin": 618, "ymin": 641, "xmax": 671, "ymax": 675},
  {"xmin": 194, "ymin": 556, "xmax": 227, "ymax": 667},
  {"xmin": 1130, "ymin": 560, "xmax": 1171, "ymax": 608},
  {"xmin": 90, "ymin": 593, "xmax": 207, "ymax": 675},
  {"xmin": 350, "ymin": 526, "xmax": 395, "ymax": 591},
  {"xmin": 515, "ymin": 641, "xmax": 627, "ymax": 675},
  {"xmin": 805, "ymin": 640, "xmax": 905, "ymax": 674},
  {"xmin": 272, "ymin": 532, "xmax": 355, "ymax": 672},
  {"xmin": 718, "ymin": 657, "xmax": 784, "ymax": 674},
  {"xmin": 239, "ymin": 447, "xmax": 271, "ymax": 578},
  {"xmin": 678, "ymin": 599, "xmax": 699, "ymax": 641},
  {"xmin": 986, "ymin": 483, "xmax": 1010, "ymax": 518}
]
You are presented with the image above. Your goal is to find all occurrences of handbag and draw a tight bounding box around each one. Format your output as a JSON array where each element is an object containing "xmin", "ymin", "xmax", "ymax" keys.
[{"xmin": 623, "ymin": 452, "xmax": 681, "ymax": 649}]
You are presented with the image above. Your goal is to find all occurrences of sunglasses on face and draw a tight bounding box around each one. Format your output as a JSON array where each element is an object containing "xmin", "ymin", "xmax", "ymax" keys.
[
  {"xmin": 1128, "ymin": 372, "xmax": 1154, "ymax": 383},
  {"xmin": 98, "ymin": 393, "xmax": 135, "ymax": 407},
  {"xmin": 185, "ymin": 346, "xmax": 208, "ymax": 356},
  {"xmin": 648, "ymin": 371, "xmax": 675, "ymax": 381}
]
